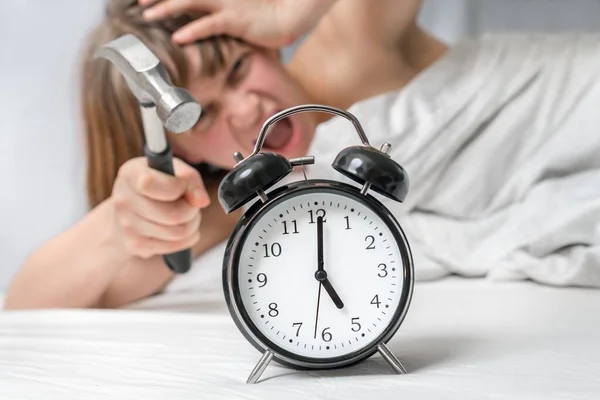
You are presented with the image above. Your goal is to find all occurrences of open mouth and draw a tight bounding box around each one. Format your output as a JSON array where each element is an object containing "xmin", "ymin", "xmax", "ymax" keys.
[{"xmin": 257, "ymin": 115, "xmax": 298, "ymax": 154}]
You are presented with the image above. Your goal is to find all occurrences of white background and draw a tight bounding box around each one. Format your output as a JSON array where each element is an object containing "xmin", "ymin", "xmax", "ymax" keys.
[{"xmin": 3, "ymin": 0, "xmax": 600, "ymax": 289}]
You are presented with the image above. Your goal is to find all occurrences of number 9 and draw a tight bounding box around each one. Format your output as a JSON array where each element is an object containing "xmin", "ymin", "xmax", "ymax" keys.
[{"xmin": 257, "ymin": 273, "xmax": 268, "ymax": 287}]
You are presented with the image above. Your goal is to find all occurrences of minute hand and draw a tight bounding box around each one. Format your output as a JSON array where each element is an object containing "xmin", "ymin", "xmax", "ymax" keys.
[{"xmin": 315, "ymin": 216, "xmax": 344, "ymax": 309}]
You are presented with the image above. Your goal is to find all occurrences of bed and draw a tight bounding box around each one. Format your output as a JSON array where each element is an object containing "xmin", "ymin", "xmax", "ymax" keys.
[{"xmin": 1, "ymin": 277, "xmax": 598, "ymax": 399}]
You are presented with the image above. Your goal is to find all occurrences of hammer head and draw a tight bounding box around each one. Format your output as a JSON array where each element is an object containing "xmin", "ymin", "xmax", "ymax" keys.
[{"xmin": 94, "ymin": 34, "xmax": 201, "ymax": 133}]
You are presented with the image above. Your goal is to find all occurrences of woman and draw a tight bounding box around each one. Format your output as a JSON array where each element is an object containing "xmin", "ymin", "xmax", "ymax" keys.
[
  {"xmin": 4, "ymin": 0, "xmax": 447, "ymax": 309},
  {"xmin": 9, "ymin": 0, "xmax": 600, "ymax": 310}
]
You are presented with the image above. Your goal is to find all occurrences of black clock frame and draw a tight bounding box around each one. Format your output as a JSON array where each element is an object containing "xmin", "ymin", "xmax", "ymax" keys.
[{"xmin": 222, "ymin": 179, "xmax": 414, "ymax": 370}]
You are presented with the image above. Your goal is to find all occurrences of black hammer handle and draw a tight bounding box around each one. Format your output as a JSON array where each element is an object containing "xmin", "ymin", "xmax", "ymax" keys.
[{"xmin": 144, "ymin": 145, "xmax": 192, "ymax": 274}]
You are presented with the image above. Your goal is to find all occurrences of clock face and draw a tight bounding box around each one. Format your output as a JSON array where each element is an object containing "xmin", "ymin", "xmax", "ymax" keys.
[{"xmin": 229, "ymin": 184, "xmax": 411, "ymax": 364}]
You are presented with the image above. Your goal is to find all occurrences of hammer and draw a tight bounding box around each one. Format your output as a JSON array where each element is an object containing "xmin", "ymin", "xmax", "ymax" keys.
[{"xmin": 95, "ymin": 34, "xmax": 202, "ymax": 274}]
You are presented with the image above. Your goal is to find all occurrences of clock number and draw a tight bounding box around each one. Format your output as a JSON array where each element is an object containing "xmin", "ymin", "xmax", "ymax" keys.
[
  {"xmin": 344, "ymin": 216, "xmax": 351, "ymax": 230},
  {"xmin": 257, "ymin": 273, "xmax": 268, "ymax": 287},
  {"xmin": 351, "ymin": 317, "xmax": 362, "ymax": 332},
  {"xmin": 263, "ymin": 243, "xmax": 282, "ymax": 258},
  {"xmin": 365, "ymin": 235, "xmax": 376, "ymax": 249},
  {"xmin": 268, "ymin": 302, "xmax": 279, "ymax": 317},
  {"xmin": 292, "ymin": 322, "xmax": 303, "ymax": 337},
  {"xmin": 370, "ymin": 294, "xmax": 381, "ymax": 308},
  {"xmin": 321, "ymin": 327, "xmax": 332, "ymax": 342},
  {"xmin": 282, "ymin": 220, "xmax": 299, "ymax": 235},
  {"xmin": 308, "ymin": 209, "xmax": 327, "ymax": 224},
  {"xmin": 378, "ymin": 263, "xmax": 388, "ymax": 278}
]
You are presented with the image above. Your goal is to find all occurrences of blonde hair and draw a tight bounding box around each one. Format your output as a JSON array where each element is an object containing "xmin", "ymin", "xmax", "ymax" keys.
[{"xmin": 80, "ymin": 0, "xmax": 231, "ymax": 208}]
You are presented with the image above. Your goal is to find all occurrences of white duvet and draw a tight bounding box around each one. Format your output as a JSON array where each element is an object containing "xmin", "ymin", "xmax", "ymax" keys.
[{"xmin": 291, "ymin": 32, "xmax": 600, "ymax": 288}]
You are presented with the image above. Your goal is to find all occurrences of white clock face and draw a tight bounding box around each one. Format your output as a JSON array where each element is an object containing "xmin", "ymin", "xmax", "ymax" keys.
[{"xmin": 235, "ymin": 188, "xmax": 408, "ymax": 360}]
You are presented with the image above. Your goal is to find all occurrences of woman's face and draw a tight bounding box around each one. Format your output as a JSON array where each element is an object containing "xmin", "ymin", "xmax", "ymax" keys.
[{"xmin": 168, "ymin": 41, "xmax": 316, "ymax": 170}]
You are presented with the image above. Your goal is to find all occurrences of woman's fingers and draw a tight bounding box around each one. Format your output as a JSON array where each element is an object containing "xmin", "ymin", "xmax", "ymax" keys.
[
  {"xmin": 112, "ymin": 180, "xmax": 202, "ymax": 258},
  {"xmin": 126, "ymin": 167, "xmax": 188, "ymax": 202},
  {"xmin": 123, "ymin": 226, "xmax": 201, "ymax": 259},
  {"xmin": 115, "ymin": 183, "xmax": 200, "ymax": 226},
  {"xmin": 141, "ymin": 0, "xmax": 335, "ymax": 48},
  {"xmin": 142, "ymin": 0, "xmax": 221, "ymax": 21},
  {"xmin": 120, "ymin": 206, "xmax": 201, "ymax": 242},
  {"xmin": 172, "ymin": 12, "xmax": 241, "ymax": 43},
  {"xmin": 118, "ymin": 157, "xmax": 209, "ymax": 206},
  {"xmin": 111, "ymin": 157, "xmax": 209, "ymax": 259},
  {"xmin": 138, "ymin": 0, "xmax": 161, "ymax": 6},
  {"xmin": 172, "ymin": 158, "xmax": 211, "ymax": 208}
]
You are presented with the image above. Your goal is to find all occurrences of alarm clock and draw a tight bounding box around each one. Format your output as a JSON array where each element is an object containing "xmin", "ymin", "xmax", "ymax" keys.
[{"xmin": 217, "ymin": 104, "xmax": 414, "ymax": 384}]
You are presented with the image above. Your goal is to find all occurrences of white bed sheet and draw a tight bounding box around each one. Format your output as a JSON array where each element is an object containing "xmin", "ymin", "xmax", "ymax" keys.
[{"xmin": 1, "ymin": 278, "xmax": 598, "ymax": 400}]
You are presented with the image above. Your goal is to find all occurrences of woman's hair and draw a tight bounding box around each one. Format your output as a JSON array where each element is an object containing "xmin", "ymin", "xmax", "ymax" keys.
[{"xmin": 81, "ymin": 0, "xmax": 230, "ymax": 208}]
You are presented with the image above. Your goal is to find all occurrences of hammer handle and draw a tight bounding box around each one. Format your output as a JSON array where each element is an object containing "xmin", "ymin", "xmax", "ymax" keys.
[{"xmin": 144, "ymin": 145, "xmax": 193, "ymax": 274}]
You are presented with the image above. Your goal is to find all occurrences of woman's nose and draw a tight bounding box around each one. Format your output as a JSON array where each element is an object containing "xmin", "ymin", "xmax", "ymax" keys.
[{"xmin": 226, "ymin": 92, "xmax": 262, "ymax": 134}]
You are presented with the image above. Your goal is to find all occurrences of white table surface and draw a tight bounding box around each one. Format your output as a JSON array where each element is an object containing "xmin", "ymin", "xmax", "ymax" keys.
[{"xmin": 1, "ymin": 278, "xmax": 599, "ymax": 399}]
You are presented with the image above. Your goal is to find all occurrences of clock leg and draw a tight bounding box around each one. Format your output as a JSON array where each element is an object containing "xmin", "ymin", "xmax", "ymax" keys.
[
  {"xmin": 377, "ymin": 343, "xmax": 407, "ymax": 374},
  {"xmin": 246, "ymin": 350, "xmax": 274, "ymax": 384}
]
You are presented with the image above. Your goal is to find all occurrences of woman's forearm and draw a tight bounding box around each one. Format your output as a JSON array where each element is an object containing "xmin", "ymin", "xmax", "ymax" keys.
[
  {"xmin": 4, "ymin": 175, "xmax": 243, "ymax": 310},
  {"xmin": 4, "ymin": 199, "xmax": 137, "ymax": 309}
]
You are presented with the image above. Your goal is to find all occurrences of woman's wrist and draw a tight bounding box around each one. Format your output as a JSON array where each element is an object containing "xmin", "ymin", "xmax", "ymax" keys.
[
  {"xmin": 97, "ymin": 197, "xmax": 133, "ymax": 274},
  {"xmin": 281, "ymin": 0, "xmax": 339, "ymax": 44}
]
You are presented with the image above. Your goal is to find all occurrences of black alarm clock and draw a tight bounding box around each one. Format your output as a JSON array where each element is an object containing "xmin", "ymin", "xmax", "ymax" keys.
[{"xmin": 217, "ymin": 105, "xmax": 414, "ymax": 384}]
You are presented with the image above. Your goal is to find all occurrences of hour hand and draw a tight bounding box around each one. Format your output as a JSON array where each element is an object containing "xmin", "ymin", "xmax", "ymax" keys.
[
  {"xmin": 314, "ymin": 270, "xmax": 344, "ymax": 309},
  {"xmin": 322, "ymin": 277, "xmax": 344, "ymax": 309}
]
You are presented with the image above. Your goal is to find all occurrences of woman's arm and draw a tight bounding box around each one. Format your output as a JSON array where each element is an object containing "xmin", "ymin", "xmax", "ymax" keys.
[
  {"xmin": 4, "ymin": 199, "xmax": 135, "ymax": 309},
  {"xmin": 287, "ymin": 0, "xmax": 446, "ymax": 114},
  {"xmin": 139, "ymin": 0, "xmax": 444, "ymax": 113},
  {"xmin": 3, "ymin": 158, "xmax": 238, "ymax": 310},
  {"xmin": 4, "ymin": 190, "xmax": 238, "ymax": 310},
  {"xmin": 99, "ymin": 183, "xmax": 241, "ymax": 308}
]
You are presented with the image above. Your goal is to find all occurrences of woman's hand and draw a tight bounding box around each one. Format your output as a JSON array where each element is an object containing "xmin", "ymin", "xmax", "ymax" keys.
[
  {"xmin": 4, "ymin": 157, "xmax": 212, "ymax": 310},
  {"xmin": 138, "ymin": 0, "xmax": 337, "ymax": 48},
  {"xmin": 111, "ymin": 156, "xmax": 210, "ymax": 260}
]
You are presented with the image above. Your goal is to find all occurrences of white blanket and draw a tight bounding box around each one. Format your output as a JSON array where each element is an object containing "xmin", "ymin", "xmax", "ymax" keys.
[{"xmin": 300, "ymin": 32, "xmax": 600, "ymax": 288}]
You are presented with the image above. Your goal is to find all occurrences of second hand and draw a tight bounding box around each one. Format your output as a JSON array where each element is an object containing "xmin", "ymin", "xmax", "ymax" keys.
[{"xmin": 313, "ymin": 282, "xmax": 322, "ymax": 339}]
